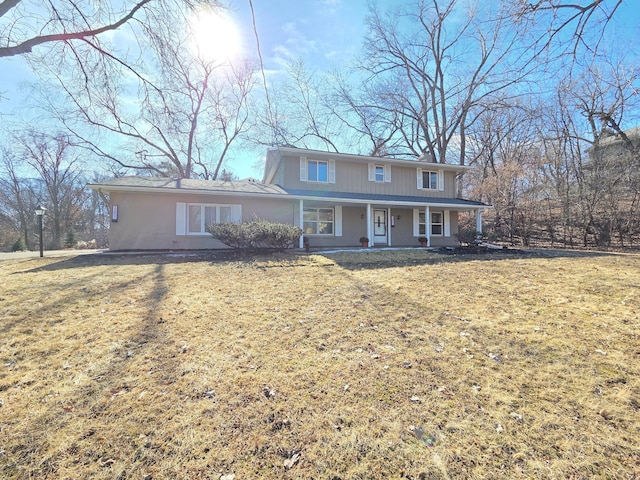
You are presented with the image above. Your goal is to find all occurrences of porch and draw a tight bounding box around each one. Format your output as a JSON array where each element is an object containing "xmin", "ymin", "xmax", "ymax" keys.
[{"xmin": 296, "ymin": 200, "xmax": 484, "ymax": 249}]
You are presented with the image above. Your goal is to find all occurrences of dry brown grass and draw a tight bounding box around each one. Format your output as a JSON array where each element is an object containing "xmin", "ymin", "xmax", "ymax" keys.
[{"xmin": 1, "ymin": 249, "xmax": 639, "ymax": 479}]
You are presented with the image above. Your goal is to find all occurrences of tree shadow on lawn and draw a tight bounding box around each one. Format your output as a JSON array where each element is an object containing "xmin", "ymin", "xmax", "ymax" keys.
[
  {"xmin": 318, "ymin": 246, "xmax": 620, "ymax": 271},
  {"xmin": 10, "ymin": 250, "xmax": 254, "ymax": 273},
  {"xmin": 10, "ymin": 246, "xmax": 621, "ymax": 274},
  {"xmin": 0, "ymin": 262, "xmax": 185, "ymax": 477}
]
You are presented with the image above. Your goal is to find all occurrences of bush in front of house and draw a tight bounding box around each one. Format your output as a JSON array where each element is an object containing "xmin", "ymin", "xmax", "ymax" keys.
[
  {"xmin": 207, "ymin": 218, "xmax": 303, "ymax": 251},
  {"xmin": 457, "ymin": 227, "xmax": 479, "ymax": 246}
]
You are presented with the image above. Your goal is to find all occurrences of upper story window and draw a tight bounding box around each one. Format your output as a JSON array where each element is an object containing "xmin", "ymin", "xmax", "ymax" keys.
[
  {"xmin": 375, "ymin": 165, "xmax": 384, "ymax": 182},
  {"xmin": 308, "ymin": 160, "xmax": 328, "ymax": 182},
  {"xmin": 300, "ymin": 157, "xmax": 336, "ymax": 184},
  {"xmin": 368, "ymin": 163, "xmax": 391, "ymax": 183},
  {"xmin": 417, "ymin": 168, "xmax": 444, "ymax": 191},
  {"xmin": 423, "ymin": 171, "xmax": 438, "ymax": 189}
]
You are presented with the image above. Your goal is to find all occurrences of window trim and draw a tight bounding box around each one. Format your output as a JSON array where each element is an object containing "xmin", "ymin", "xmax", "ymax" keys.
[
  {"xmin": 430, "ymin": 211, "xmax": 443, "ymax": 236},
  {"xmin": 422, "ymin": 170, "xmax": 439, "ymax": 190},
  {"xmin": 375, "ymin": 165, "xmax": 385, "ymax": 182},
  {"xmin": 303, "ymin": 207, "xmax": 335, "ymax": 236},
  {"xmin": 300, "ymin": 157, "xmax": 336, "ymax": 184},
  {"xmin": 417, "ymin": 168, "xmax": 444, "ymax": 191},
  {"xmin": 178, "ymin": 203, "xmax": 240, "ymax": 236},
  {"xmin": 307, "ymin": 159, "xmax": 329, "ymax": 183},
  {"xmin": 368, "ymin": 163, "xmax": 391, "ymax": 182}
]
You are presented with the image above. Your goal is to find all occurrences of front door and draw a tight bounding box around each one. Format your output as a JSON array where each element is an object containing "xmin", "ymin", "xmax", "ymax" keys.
[{"xmin": 373, "ymin": 209, "xmax": 387, "ymax": 245}]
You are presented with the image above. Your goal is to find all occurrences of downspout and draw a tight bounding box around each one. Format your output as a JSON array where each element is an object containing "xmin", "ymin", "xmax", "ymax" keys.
[
  {"xmin": 426, "ymin": 205, "xmax": 431, "ymax": 247},
  {"xmin": 366, "ymin": 204, "xmax": 372, "ymax": 247},
  {"xmin": 476, "ymin": 209, "xmax": 483, "ymax": 240},
  {"xmin": 299, "ymin": 199, "xmax": 304, "ymax": 249}
]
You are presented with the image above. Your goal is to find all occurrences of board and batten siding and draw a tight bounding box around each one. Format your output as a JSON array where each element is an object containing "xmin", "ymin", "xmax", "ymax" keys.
[{"xmin": 281, "ymin": 153, "xmax": 457, "ymax": 198}]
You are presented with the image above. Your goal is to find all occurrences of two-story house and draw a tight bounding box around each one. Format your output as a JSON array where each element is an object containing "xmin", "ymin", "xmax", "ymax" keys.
[{"xmin": 88, "ymin": 146, "xmax": 487, "ymax": 250}]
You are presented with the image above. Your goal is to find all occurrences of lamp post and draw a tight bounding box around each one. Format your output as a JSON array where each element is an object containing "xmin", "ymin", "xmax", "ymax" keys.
[{"xmin": 35, "ymin": 205, "xmax": 46, "ymax": 257}]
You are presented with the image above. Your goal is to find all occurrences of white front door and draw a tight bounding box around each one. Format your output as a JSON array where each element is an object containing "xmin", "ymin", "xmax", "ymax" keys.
[{"xmin": 373, "ymin": 209, "xmax": 388, "ymax": 245}]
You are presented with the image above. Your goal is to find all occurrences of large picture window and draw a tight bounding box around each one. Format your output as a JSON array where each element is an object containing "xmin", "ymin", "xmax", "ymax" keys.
[
  {"xmin": 187, "ymin": 204, "xmax": 234, "ymax": 234},
  {"xmin": 303, "ymin": 207, "xmax": 334, "ymax": 235}
]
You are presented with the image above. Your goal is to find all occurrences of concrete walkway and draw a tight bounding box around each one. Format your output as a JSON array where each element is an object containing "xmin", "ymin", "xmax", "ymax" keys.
[{"xmin": 0, "ymin": 249, "xmax": 105, "ymax": 260}]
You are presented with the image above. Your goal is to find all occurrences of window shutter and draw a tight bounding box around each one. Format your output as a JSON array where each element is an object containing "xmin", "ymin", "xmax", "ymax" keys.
[
  {"xmin": 231, "ymin": 205, "xmax": 242, "ymax": 223},
  {"xmin": 334, "ymin": 206, "xmax": 342, "ymax": 237},
  {"xmin": 444, "ymin": 210, "xmax": 450, "ymax": 237},
  {"xmin": 384, "ymin": 164, "xmax": 391, "ymax": 182},
  {"xmin": 329, "ymin": 159, "xmax": 336, "ymax": 184},
  {"xmin": 417, "ymin": 169, "xmax": 423, "ymax": 189},
  {"xmin": 300, "ymin": 156, "xmax": 307, "ymax": 182},
  {"xmin": 368, "ymin": 163, "xmax": 375, "ymax": 182},
  {"xmin": 438, "ymin": 170, "xmax": 444, "ymax": 191},
  {"xmin": 176, "ymin": 202, "xmax": 186, "ymax": 235},
  {"xmin": 413, "ymin": 208, "xmax": 420, "ymax": 236}
]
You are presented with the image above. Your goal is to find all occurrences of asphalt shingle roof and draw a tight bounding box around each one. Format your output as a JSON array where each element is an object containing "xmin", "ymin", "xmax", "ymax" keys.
[{"xmin": 89, "ymin": 177, "xmax": 487, "ymax": 207}]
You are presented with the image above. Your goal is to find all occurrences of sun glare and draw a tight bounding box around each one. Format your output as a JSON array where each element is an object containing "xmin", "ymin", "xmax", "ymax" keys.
[{"xmin": 188, "ymin": 8, "xmax": 241, "ymax": 62}]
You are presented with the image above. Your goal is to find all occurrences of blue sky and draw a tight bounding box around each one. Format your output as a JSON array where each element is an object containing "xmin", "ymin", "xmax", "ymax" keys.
[
  {"xmin": 0, "ymin": 0, "xmax": 379, "ymax": 179},
  {"xmin": 1, "ymin": 0, "xmax": 638, "ymax": 179}
]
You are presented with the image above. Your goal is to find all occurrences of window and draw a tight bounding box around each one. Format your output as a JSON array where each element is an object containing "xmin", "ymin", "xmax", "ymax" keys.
[
  {"xmin": 416, "ymin": 211, "xmax": 443, "ymax": 236},
  {"xmin": 368, "ymin": 163, "xmax": 391, "ymax": 182},
  {"xmin": 300, "ymin": 157, "xmax": 335, "ymax": 183},
  {"xmin": 422, "ymin": 171, "xmax": 438, "ymax": 189},
  {"xmin": 375, "ymin": 165, "xmax": 385, "ymax": 182},
  {"xmin": 431, "ymin": 212, "xmax": 443, "ymax": 236},
  {"xmin": 303, "ymin": 207, "xmax": 334, "ymax": 235},
  {"xmin": 187, "ymin": 204, "xmax": 234, "ymax": 234},
  {"xmin": 308, "ymin": 160, "xmax": 328, "ymax": 182},
  {"xmin": 417, "ymin": 168, "xmax": 443, "ymax": 190}
]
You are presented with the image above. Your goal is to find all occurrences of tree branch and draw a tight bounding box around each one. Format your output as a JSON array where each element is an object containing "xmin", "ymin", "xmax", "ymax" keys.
[{"xmin": 0, "ymin": 0, "xmax": 151, "ymax": 57}]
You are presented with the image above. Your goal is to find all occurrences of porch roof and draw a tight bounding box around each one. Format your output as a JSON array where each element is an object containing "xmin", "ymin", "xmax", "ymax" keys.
[{"xmin": 282, "ymin": 188, "xmax": 488, "ymax": 208}]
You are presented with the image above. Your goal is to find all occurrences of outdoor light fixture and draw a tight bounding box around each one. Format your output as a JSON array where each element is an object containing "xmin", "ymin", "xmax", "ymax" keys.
[{"xmin": 35, "ymin": 205, "xmax": 46, "ymax": 257}]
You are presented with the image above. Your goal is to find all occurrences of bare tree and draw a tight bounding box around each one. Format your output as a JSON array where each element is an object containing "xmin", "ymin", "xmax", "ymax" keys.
[
  {"xmin": 0, "ymin": 0, "xmax": 152, "ymax": 58},
  {"xmin": 254, "ymin": 59, "xmax": 346, "ymax": 153},
  {"xmin": 358, "ymin": 0, "xmax": 538, "ymax": 164},
  {"xmin": 0, "ymin": 147, "xmax": 37, "ymax": 249},
  {"xmin": 40, "ymin": 2, "xmax": 257, "ymax": 179},
  {"xmin": 17, "ymin": 131, "xmax": 86, "ymax": 249},
  {"xmin": 513, "ymin": 0, "xmax": 624, "ymax": 56}
]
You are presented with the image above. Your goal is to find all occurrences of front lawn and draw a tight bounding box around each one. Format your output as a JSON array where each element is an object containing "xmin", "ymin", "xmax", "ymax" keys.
[{"xmin": 1, "ymin": 249, "xmax": 638, "ymax": 479}]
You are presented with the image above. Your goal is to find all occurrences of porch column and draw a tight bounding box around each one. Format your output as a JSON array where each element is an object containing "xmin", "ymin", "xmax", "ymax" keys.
[
  {"xmin": 425, "ymin": 205, "xmax": 431, "ymax": 247},
  {"xmin": 475, "ymin": 209, "xmax": 483, "ymax": 235},
  {"xmin": 299, "ymin": 199, "xmax": 304, "ymax": 249},
  {"xmin": 366, "ymin": 204, "xmax": 372, "ymax": 247}
]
